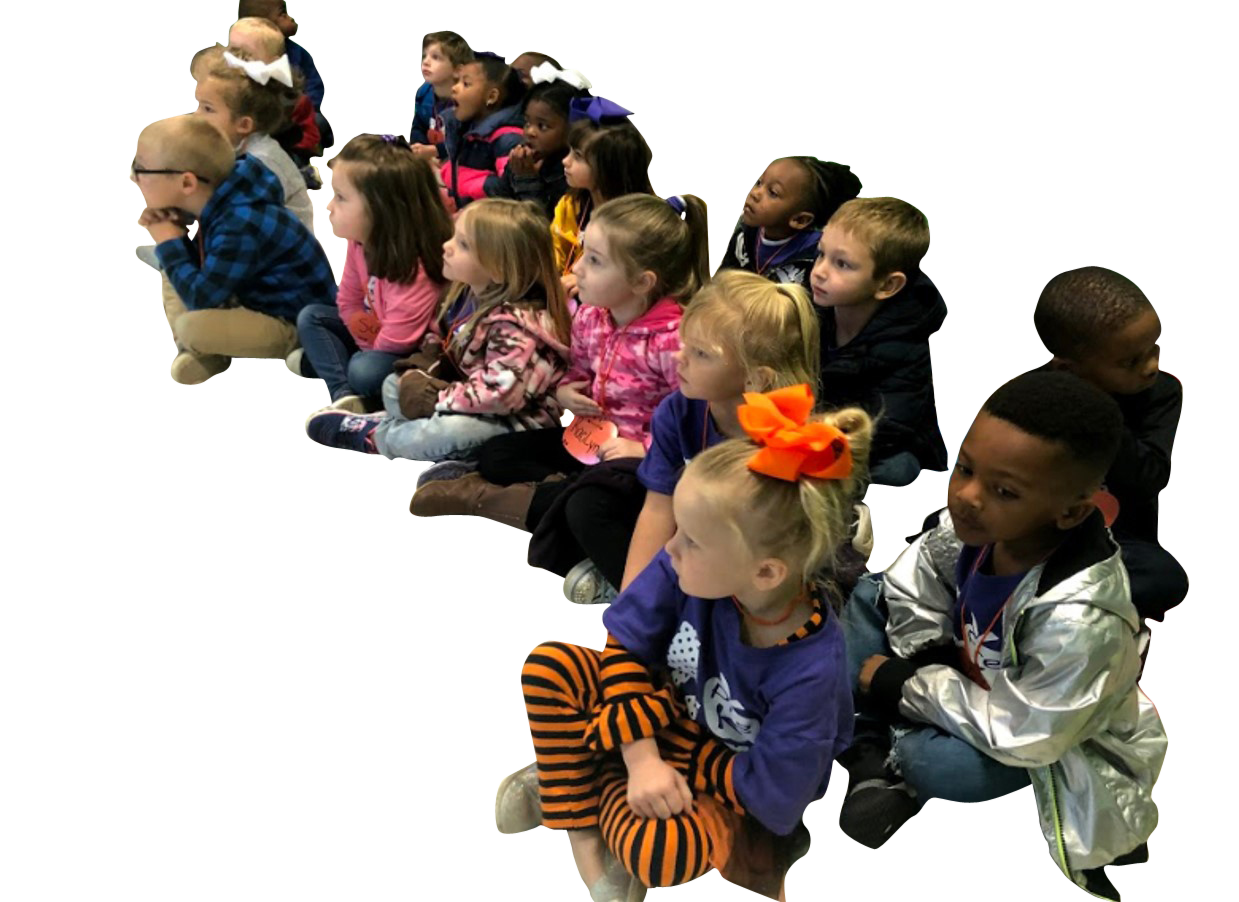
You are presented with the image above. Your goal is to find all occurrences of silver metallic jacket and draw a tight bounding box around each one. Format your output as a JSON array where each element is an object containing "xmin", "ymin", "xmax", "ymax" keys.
[{"xmin": 882, "ymin": 510, "xmax": 1167, "ymax": 893}]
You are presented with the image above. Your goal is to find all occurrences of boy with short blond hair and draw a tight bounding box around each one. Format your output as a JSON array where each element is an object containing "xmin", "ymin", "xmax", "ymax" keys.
[
  {"xmin": 809, "ymin": 196, "xmax": 948, "ymax": 485},
  {"xmin": 132, "ymin": 115, "xmax": 334, "ymax": 384}
]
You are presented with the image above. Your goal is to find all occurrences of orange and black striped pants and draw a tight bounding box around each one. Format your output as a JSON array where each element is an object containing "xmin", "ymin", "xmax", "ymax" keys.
[{"xmin": 522, "ymin": 641, "xmax": 719, "ymax": 888}]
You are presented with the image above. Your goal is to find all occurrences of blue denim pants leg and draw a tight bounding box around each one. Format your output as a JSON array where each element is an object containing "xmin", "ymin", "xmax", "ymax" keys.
[
  {"xmin": 893, "ymin": 726, "xmax": 1030, "ymax": 803},
  {"xmin": 347, "ymin": 350, "xmax": 402, "ymax": 400},
  {"xmin": 296, "ymin": 304, "xmax": 358, "ymax": 401},
  {"xmin": 841, "ymin": 573, "xmax": 898, "ymax": 747},
  {"xmin": 371, "ymin": 372, "xmax": 515, "ymax": 462}
]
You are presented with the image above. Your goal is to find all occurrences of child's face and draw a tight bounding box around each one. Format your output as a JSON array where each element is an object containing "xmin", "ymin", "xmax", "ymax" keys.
[
  {"xmin": 421, "ymin": 43, "xmax": 454, "ymax": 88},
  {"xmin": 573, "ymin": 224, "xmax": 643, "ymax": 311},
  {"xmin": 441, "ymin": 213, "xmax": 493, "ymax": 291},
  {"xmin": 451, "ymin": 63, "xmax": 495, "ymax": 122},
  {"xmin": 522, "ymin": 100, "xmax": 568, "ymax": 160},
  {"xmin": 326, "ymin": 162, "xmax": 370, "ymax": 244},
  {"xmin": 1062, "ymin": 309, "xmax": 1162, "ymax": 396},
  {"xmin": 273, "ymin": 4, "xmax": 298, "ymax": 37},
  {"xmin": 948, "ymin": 412, "xmax": 1092, "ymax": 551},
  {"xmin": 809, "ymin": 224, "xmax": 887, "ymax": 309},
  {"xmin": 675, "ymin": 320, "xmax": 746, "ymax": 402},
  {"xmin": 193, "ymin": 78, "xmax": 245, "ymax": 148},
  {"xmin": 665, "ymin": 472, "xmax": 759, "ymax": 599},
  {"xmin": 131, "ymin": 141, "xmax": 189, "ymax": 210},
  {"xmin": 742, "ymin": 159, "xmax": 813, "ymax": 236},
  {"xmin": 562, "ymin": 147, "xmax": 594, "ymax": 191},
  {"xmin": 510, "ymin": 53, "xmax": 541, "ymax": 88}
]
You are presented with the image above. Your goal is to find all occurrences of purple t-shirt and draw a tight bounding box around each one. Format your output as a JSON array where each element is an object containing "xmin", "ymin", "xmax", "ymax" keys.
[
  {"xmin": 603, "ymin": 550, "xmax": 853, "ymax": 835},
  {"xmin": 952, "ymin": 544, "xmax": 1027, "ymax": 687},
  {"xmin": 637, "ymin": 391, "xmax": 725, "ymax": 495}
]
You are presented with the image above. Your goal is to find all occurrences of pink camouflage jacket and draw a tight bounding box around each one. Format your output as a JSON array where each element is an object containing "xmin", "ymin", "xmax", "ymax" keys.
[
  {"xmin": 436, "ymin": 302, "xmax": 571, "ymax": 430},
  {"xmin": 564, "ymin": 298, "xmax": 683, "ymax": 448}
]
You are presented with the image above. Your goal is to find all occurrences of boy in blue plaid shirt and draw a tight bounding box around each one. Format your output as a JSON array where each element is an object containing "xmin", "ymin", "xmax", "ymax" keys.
[{"xmin": 133, "ymin": 115, "xmax": 335, "ymax": 384}]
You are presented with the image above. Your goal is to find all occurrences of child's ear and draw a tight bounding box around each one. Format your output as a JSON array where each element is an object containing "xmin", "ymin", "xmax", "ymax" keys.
[
  {"xmin": 744, "ymin": 365, "xmax": 777, "ymax": 393},
  {"xmin": 485, "ymin": 85, "xmax": 502, "ymax": 108},
  {"xmin": 874, "ymin": 270, "xmax": 907, "ymax": 301},
  {"xmin": 752, "ymin": 557, "xmax": 791, "ymax": 593},
  {"xmin": 632, "ymin": 269, "xmax": 657, "ymax": 299},
  {"xmin": 788, "ymin": 211, "xmax": 815, "ymax": 232},
  {"xmin": 1055, "ymin": 494, "xmax": 1098, "ymax": 532},
  {"xmin": 235, "ymin": 115, "xmax": 256, "ymax": 138},
  {"xmin": 180, "ymin": 173, "xmax": 201, "ymax": 195}
]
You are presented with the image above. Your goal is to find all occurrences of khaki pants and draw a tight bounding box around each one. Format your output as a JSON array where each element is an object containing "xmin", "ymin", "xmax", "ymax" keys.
[{"xmin": 161, "ymin": 274, "xmax": 298, "ymax": 359}]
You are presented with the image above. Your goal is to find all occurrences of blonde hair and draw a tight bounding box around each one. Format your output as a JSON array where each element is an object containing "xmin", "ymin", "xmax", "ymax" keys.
[
  {"xmin": 686, "ymin": 407, "xmax": 872, "ymax": 586},
  {"xmin": 440, "ymin": 199, "xmax": 572, "ymax": 347},
  {"xmin": 827, "ymin": 197, "xmax": 929, "ymax": 279},
  {"xmin": 139, "ymin": 115, "xmax": 237, "ymax": 184},
  {"xmin": 190, "ymin": 44, "xmax": 224, "ymax": 80},
  {"xmin": 681, "ymin": 270, "xmax": 820, "ymax": 393},
  {"xmin": 590, "ymin": 194, "xmax": 709, "ymax": 305},
  {"xmin": 203, "ymin": 48, "xmax": 290, "ymax": 135},
  {"xmin": 328, "ymin": 135, "xmax": 452, "ymax": 284},
  {"xmin": 228, "ymin": 17, "xmax": 285, "ymax": 61}
]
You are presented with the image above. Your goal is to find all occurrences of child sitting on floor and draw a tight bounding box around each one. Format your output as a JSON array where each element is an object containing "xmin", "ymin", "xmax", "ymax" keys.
[
  {"xmin": 239, "ymin": 0, "xmax": 332, "ymax": 149},
  {"xmin": 839, "ymin": 370, "xmax": 1165, "ymax": 901},
  {"xmin": 497, "ymin": 386, "xmax": 870, "ymax": 901},
  {"xmin": 442, "ymin": 52, "xmax": 526, "ymax": 210},
  {"xmin": 410, "ymin": 30, "xmax": 472, "ymax": 161}
]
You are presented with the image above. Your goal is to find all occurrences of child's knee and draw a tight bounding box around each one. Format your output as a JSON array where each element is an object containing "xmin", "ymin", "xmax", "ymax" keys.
[
  {"xmin": 522, "ymin": 641, "xmax": 591, "ymax": 691},
  {"xmin": 612, "ymin": 813, "xmax": 712, "ymax": 887}
]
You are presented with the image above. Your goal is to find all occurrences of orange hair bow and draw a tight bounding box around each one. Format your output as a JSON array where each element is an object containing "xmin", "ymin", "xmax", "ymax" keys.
[{"xmin": 736, "ymin": 384, "xmax": 853, "ymax": 482}]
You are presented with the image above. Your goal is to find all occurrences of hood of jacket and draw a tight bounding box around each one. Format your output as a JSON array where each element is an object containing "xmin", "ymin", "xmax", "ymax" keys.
[
  {"xmin": 474, "ymin": 301, "xmax": 570, "ymax": 360},
  {"xmin": 622, "ymin": 297, "xmax": 683, "ymax": 336},
  {"xmin": 447, "ymin": 103, "xmax": 525, "ymax": 141},
  {"xmin": 199, "ymin": 155, "xmax": 285, "ymax": 226},
  {"xmin": 847, "ymin": 269, "xmax": 947, "ymax": 348}
]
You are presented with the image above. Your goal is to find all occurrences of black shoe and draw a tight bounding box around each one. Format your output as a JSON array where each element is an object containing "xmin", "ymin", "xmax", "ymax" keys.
[{"xmin": 838, "ymin": 775, "xmax": 920, "ymax": 849}]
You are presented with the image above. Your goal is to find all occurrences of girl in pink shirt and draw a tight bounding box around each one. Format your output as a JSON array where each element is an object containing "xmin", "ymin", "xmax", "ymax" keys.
[{"xmin": 291, "ymin": 134, "xmax": 452, "ymax": 412}]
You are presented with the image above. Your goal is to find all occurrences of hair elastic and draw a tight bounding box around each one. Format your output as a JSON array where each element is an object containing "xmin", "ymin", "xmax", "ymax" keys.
[
  {"xmin": 379, "ymin": 134, "xmax": 411, "ymax": 149},
  {"xmin": 665, "ymin": 195, "xmax": 687, "ymax": 217}
]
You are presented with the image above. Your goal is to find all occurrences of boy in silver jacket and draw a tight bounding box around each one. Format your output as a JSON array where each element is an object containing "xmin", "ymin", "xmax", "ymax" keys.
[{"xmin": 838, "ymin": 370, "xmax": 1166, "ymax": 900}]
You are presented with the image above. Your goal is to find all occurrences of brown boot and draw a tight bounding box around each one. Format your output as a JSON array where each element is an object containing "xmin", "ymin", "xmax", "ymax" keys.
[{"xmin": 410, "ymin": 472, "xmax": 535, "ymax": 529}]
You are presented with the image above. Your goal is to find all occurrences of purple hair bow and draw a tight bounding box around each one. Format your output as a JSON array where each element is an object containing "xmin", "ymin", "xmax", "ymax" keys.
[{"xmin": 568, "ymin": 96, "xmax": 634, "ymax": 124}]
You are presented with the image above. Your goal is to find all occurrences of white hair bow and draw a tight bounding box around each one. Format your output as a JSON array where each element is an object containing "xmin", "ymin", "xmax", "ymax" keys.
[
  {"xmin": 529, "ymin": 61, "xmax": 592, "ymax": 91},
  {"xmin": 222, "ymin": 51, "xmax": 294, "ymax": 88}
]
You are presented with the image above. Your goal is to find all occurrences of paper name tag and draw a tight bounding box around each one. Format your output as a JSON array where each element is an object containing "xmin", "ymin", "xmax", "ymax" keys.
[{"xmin": 562, "ymin": 416, "xmax": 619, "ymax": 465}]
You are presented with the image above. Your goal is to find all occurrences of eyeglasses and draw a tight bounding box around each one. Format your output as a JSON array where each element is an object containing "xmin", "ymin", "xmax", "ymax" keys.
[{"xmin": 130, "ymin": 159, "xmax": 212, "ymax": 183}]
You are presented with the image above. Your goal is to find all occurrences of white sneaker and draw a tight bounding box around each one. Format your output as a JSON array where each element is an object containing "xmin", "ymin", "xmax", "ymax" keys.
[
  {"xmin": 494, "ymin": 763, "xmax": 541, "ymax": 834},
  {"xmin": 330, "ymin": 394, "xmax": 366, "ymax": 414},
  {"xmin": 852, "ymin": 502, "xmax": 874, "ymax": 561},
  {"xmin": 564, "ymin": 560, "xmax": 618, "ymax": 605},
  {"xmin": 285, "ymin": 348, "xmax": 306, "ymax": 376}
]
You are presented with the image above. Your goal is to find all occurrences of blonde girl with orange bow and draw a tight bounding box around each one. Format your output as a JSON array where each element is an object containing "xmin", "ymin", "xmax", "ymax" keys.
[{"xmin": 495, "ymin": 385, "xmax": 872, "ymax": 902}]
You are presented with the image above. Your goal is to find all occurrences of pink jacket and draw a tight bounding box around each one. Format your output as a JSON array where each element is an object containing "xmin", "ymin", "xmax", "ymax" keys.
[
  {"xmin": 337, "ymin": 242, "xmax": 444, "ymax": 353},
  {"xmin": 564, "ymin": 298, "xmax": 683, "ymax": 448},
  {"xmin": 437, "ymin": 302, "xmax": 572, "ymax": 430}
]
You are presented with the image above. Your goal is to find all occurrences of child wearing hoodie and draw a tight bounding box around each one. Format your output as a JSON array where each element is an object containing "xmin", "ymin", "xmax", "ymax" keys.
[
  {"xmin": 809, "ymin": 197, "xmax": 949, "ymax": 486},
  {"xmin": 442, "ymin": 52, "xmax": 526, "ymax": 210}
]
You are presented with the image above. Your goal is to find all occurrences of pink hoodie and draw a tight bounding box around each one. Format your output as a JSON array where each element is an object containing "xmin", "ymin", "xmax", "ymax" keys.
[
  {"xmin": 564, "ymin": 298, "xmax": 683, "ymax": 448},
  {"xmin": 337, "ymin": 242, "xmax": 444, "ymax": 353}
]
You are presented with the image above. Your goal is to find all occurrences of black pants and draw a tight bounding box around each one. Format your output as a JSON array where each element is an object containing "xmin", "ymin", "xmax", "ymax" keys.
[{"xmin": 1120, "ymin": 539, "xmax": 1188, "ymax": 622}]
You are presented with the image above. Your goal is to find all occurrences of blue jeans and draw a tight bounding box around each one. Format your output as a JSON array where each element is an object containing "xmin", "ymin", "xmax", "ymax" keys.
[
  {"xmin": 841, "ymin": 574, "xmax": 1030, "ymax": 803},
  {"xmin": 372, "ymin": 372, "xmax": 515, "ymax": 462},
  {"xmin": 296, "ymin": 304, "xmax": 401, "ymax": 401}
]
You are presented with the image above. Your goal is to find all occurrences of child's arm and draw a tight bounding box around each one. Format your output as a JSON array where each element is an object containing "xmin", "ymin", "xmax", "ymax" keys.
[
  {"xmin": 290, "ymin": 44, "xmax": 325, "ymax": 110},
  {"xmin": 370, "ymin": 269, "xmax": 442, "ymax": 354},
  {"xmin": 481, "ymin": 129, "xmax": 528, "ymax": 198},
  {"xmin": 409, "ymin": 84, "xmax": 432, "ymax": 146},
  {"xmin": 433, "ymin": 316, "xmax": 553, "ymax": 416},
  {"xmin": 155, "ymin": 223, "xmax": 267, "ymax": 311},
  {"xmin": 334, "ymin": 242, "xmax": 366, "ymax": 330},
  {"xmin": 874, "ymin": 601, "xmax": 1136, "ymax": 770},
  {"xmin": 715, "ymin": 219, "xmax": 745, "ymax": 274},
  {"xmin": 621, "ymin": 492, "xmax": 675, "ymax": 589},
  {"xmin": 880, "ymin": 511, "xmax": 960, "ymax": 658},
  {"xmin": 1105, "ymin": 374, "xmax": 1182, "ymax": 500}
]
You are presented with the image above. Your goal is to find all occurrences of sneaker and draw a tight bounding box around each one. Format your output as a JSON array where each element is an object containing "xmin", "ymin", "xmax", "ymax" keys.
[
  {"xmin": 415, "ymin": 459, "xmax": 478, "ymax": 489},
  {"xmin": 494, "ymin": 763, "xmax": 541, "ymax": 834},
  {"xmin": 330, "ymin": 394, "xmax": 367, "ymax": 414},
  {"xmin": 285, "ymin": 348, "xmax": 310, "ymax": 377},
  {"xmin": 135, "ymin": 244, "xmax": 162, "ymax": 271},
  {"xmin": 305, "ymin": 409, "xmax": 384, "ymax": 453},
  {"xmin": 563, "ymin": 560, "xmax": 618, "ymax": 605},
  {"xmin": 589, "ymin": 867, "xmax": 647, "ymax": 902},
  {"xmin": 837, "ymin": 774, "xmax": 920, "ymax": 848},
  {"xmin": 170, "ymin": 350, "xmax": 230, "ymax": 385}
]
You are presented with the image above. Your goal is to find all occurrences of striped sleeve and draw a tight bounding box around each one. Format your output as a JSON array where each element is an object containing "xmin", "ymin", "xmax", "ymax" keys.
[
  {"xmin": 583, "ymin": 634, "xmax": 680, "ymax": 751},
  {"xmin": 690, "ymin": 734, "xmax": 745, "ymax": 814}
]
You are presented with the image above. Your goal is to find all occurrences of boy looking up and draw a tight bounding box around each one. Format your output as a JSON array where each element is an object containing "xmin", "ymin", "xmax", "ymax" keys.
[{"xmin": 410, "ymin": 31, "xmax": 473, "ymax": 161}]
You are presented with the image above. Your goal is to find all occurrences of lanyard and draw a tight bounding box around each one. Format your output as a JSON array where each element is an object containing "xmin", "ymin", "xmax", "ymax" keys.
[
  {"xmin": 562, "ymin": 195, "xmax": 594, "ymax": 277},
  {"xmin": 958, "ymin": 545, "xmax": 1017, "ymax": 688},
  {"xmin": 593, "ymin": 322, "xmax": 627, "ymax": 416}
]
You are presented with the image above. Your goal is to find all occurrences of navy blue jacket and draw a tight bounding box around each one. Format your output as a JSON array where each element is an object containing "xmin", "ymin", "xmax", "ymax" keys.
[{"xmin": 442, "ymin": 104, "xmax": 526, "ymax": 208}]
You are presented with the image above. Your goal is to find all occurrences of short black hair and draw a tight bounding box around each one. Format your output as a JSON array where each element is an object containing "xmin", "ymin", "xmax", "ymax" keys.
[
  {"xmin": 522, "ymin": 80, "xmax": 589, "ymax": 120},
  {"xmin": 784, "ymin": 158, "xmax": 862, "ymax": 228},
  {"xmin": 471, "ymin": 52, "xmax": 526, "ymax": 108},
  {"xmin": 982, "ymin": 370, "xmax": 1123, "ymax": 480},
  {"xmin": 1034, "ymin": 266, "xmax": 1154, "ymax": 359}
]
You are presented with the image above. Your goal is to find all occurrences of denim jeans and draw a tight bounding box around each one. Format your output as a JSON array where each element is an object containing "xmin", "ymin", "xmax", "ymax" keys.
[
  {"xmin": 841, "ymin": 573, "xmax": 1030, "ymax": 804},
  {"xmin": 296, "ymin": 304, "xmax": 401, "ymax": 401},
  {"xmin": 372, "ymin": 372, "xmax": 515, "ymax": 462}
]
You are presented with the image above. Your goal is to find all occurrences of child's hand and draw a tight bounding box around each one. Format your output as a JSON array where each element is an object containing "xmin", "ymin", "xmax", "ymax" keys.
[
  {"xmin": 556, "ymin": 381, "xmax": 603, "ymax": 417},
  {"xmin": 560, "ymin": 273, "xmax": 580, "ymax": 300},
  {"xmin": 139, "ymin": 207, "xmax": 189, "ymax": 244},
  {"xmin": 507, "ymin": 145, "xmax": 541, "ymax": 177},
  {"xmin": 398, "ymin": 369, "xmax": 450, "ymax": 419},
  {"xmin": 627, "ymin": 756, "xmax": 693, "ymax": 820},
  {"xmin": 410, "ymin": 143, "xmax": 439, "ymax": 162},
  {"xmin": 598, "ymin": 436, "xmax": 644, "ymax": 461},
  {"xmin": 858, "ymin": 654, "xmax": 889, "ymax": 694},
  {"xmin": 346, "ymin": 311, "xmax": 381, "ymax": 345}
]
